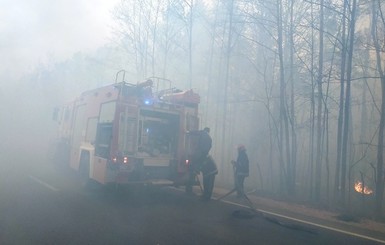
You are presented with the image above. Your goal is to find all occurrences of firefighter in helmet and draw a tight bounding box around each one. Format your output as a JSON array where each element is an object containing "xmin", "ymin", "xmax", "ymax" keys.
[{"xmin": 232, "ymin": 144, "xmax": 249, "ymax": 198}]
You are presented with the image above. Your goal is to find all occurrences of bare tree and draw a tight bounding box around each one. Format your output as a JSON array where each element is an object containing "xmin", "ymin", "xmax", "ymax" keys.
[
  {"xmin": 114, "ymin": 0, "xmax": 156, "ymax": 78},
  {"xmin": 340, "ymin": 0, "xmax": 357, "ymax": 206},
  {"xmin": 166, "ymin": 0, "xmax": 197, "ymax": 88},
  {"xmin": 334, "ymin": 0, "xmax": 349, "ymax": 204},
  {"xmin": 314, "ymin": 0, "xmax": 325, "ymax": 202},
  {"xmin": 371, "ymin": 0, "xmax": 385, "ymax": 217},
  {"xmin": 106, "ymin": 0, "xmax": 383, "ymax": 215},
  {"xmin": 276, "ymin": 0, "xmax": 293, "ymax": 194},
  {"xmin": 220, "ymin": 0, "xmax": 234, "ymax": 176},
  {"xmin": 288, "ymin": 0, "xmax": 298, "ymax": 196}
]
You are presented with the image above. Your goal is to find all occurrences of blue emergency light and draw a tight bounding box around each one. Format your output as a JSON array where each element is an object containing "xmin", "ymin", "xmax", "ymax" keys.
[{"xmin": 144, "ymin": 99, "xmax": 152, "ymax": 105}]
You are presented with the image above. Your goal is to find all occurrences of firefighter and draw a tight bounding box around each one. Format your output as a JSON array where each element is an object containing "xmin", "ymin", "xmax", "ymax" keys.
[
  {"xmin": 198, "ymin": 127, "xmax": 212, "ymax": 159},
  {"xmin": 186, "ymin": 127, "xmax": 213, "ymax": 198},
  {"xmin": 200, "ymin": 155, "xmax": 218, "ymax": 201},
  {"xmin": 232, "ymin": 144, "xmax": 249, "ymax": 198}
]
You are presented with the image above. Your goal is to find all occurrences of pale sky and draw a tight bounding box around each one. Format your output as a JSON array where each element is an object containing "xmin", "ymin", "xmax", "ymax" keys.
[{"xmin": 0, "ymin": 0, "xmax": 120, "ymax": 76}]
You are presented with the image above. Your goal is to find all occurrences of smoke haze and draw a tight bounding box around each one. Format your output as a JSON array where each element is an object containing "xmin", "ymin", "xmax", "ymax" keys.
[
  {"xmin": 0, "ymin": 0, "xmax": 120, "ymax": 175},
  {"xmin": 1, "ymin": 0, "xmax": 119, "ymax": 76}
]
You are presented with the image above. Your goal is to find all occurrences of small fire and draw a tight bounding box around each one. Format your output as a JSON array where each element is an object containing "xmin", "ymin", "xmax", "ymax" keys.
[{"xmin": 354, "ymin": 181, "xmax": 373, "ymax": 195}]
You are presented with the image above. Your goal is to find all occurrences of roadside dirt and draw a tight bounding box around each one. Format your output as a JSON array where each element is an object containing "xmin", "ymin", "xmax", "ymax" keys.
[
  {"xmin": 251, "ymin": 195, "xmax": 385, "ymax": 233},
  {"xmin": 212, "ymin": 187, "xmax": 385, "ymax": 235}
]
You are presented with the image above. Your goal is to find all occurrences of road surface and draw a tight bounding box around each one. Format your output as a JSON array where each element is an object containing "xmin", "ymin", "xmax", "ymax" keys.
[{"xmin": 0, "ymin": 159, "xmax": 384, "ymax": 245}]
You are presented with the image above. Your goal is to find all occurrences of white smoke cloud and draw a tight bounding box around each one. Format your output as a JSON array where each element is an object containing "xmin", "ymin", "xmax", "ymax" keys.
[{"xmin": 0, "ymin": 0, "xmax": 120, "ymax": 76}]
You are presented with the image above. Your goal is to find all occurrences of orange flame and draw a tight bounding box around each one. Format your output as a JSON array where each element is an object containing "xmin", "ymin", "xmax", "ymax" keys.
[{"xmin": 354, "ymin": 181, "xmax": 373, "ymax": 195}]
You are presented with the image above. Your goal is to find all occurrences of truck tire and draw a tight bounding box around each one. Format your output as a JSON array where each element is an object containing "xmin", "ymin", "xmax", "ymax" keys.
[{"xmin": 79, "ymin": 151, "xmax": 92, "ymax": 189}]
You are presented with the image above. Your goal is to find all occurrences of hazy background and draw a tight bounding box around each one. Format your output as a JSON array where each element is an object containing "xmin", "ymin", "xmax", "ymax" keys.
[
  {"xmin": 1, "ymin": 0, "xmax": 384, "ymax": 215},
  {"xmin": 1, "ymin": 0, "xmax": 119, "ymax": 77},
  {"xmin": 0, "ymin": 0, "xmax": 120, "ymax": 169}
]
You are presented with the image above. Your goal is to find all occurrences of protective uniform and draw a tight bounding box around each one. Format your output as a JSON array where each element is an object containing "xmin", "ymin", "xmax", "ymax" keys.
[
  {"xmin": 234, "ymin": 145, "xmax": 249, "ymax": 198},
  {"xmin": 201, "ymin": 155, "xmax": 218, "ymax": 201},
  {"xmin": 186, "ymin": 128, "xmax": 215, "ymax": 200}
]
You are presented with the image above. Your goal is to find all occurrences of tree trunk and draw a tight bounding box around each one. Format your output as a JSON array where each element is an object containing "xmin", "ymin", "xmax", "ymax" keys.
[
  {"xmin": 341, "ymin": 0, "xmax": 357, "ymax": 207},
  {"xmin": 188, "ymin": 0, "xmax": 193, "ymax": 88},
  {"xmin": 315, "ymin": 0, "xmax": 324, "ymax": 202},
  {"xmin": 309, "ymin": 0, "xmax": 316, "ymax": 199},
  {"xmin": 289, "ymin": 0, "xmax": 297, "ymax": 195},
  {"xmin": 371, "ymin": 0, "xmax": 385, "ymax": 217},
  {"xmin": 219, "ymin": 0, "xmax": 234, "ymax": 179},
  {"xmin": 334, "ymin": 0, "xmax": 348, "ymax": 204},
  {"xmin": 276, "ymin": 0, "xmax": 291, "ymax": 194}
]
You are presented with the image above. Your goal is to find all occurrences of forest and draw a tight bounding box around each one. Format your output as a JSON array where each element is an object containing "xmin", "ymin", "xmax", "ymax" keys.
[{"xmin": 4, "ymin": 0, "xmax": 385, "ymax": 218}]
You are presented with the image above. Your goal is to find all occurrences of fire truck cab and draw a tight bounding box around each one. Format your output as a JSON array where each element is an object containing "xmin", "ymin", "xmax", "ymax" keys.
[{"xmin": 53, "ymin": 78, "xmax": 200, "ymax": 187}]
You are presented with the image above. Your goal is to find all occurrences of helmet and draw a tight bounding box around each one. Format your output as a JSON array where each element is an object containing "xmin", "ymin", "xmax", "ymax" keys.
[{"xmin": 237, "ymin": 144, "xmax": 246, "ymax": 151}]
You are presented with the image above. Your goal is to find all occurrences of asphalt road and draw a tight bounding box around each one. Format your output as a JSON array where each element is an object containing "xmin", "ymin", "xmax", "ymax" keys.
[{"xmin": 0, "ymin": 159, "xmax": 384, "ymax": 245}]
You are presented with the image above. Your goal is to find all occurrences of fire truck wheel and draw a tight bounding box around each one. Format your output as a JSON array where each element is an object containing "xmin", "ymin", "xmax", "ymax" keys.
[{"xmin": 79, "ymin": 151, "xmax": 92, "ymax": 189}]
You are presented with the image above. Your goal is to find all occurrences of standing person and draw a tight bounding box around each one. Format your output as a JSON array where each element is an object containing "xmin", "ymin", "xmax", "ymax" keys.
[
  {"xmin": 201, "ymin": 155, "xmax": 218, "ymax": 201},
  {"xmin": 232, "ymin": 144, "xmax": 249, "ymax": 198},
  {"xmin": 186, "ymin": 127, "xmax": 213, "ymax": 196},
  {"xmin": 197, "ymin": 127, "xmax": 217, "ymax": 200},
  {"xmin": 199, "ymin": 127, "xmax": 212, "ymax": 157}
]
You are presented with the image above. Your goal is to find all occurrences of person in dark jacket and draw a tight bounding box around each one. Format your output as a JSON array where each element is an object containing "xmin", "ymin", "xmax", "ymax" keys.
[
  {"xmin": 186, "ymin": 127, "xmax": 214, "ymax": 199},
  {"xmin": 200, "ymin": 155, "xmax": 218, "ymax": 201},
  {"xmin": 197, "ymin": 127, "xmax": 212, "ymax": 158},
  {"xmin": 232, "ymin": 144, "xmax": 249, "ymax": 198}
]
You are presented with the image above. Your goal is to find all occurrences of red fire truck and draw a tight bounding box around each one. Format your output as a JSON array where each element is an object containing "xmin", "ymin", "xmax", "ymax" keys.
[{"xmin": 53, "ymin": 76, "xmax": 200, "ymax": 187}]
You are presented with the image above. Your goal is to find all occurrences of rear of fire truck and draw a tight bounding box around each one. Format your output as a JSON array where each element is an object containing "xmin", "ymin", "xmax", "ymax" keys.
[{"xmin": 53, "ymin": 78, "xmax": 200, "ymax": 187}]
